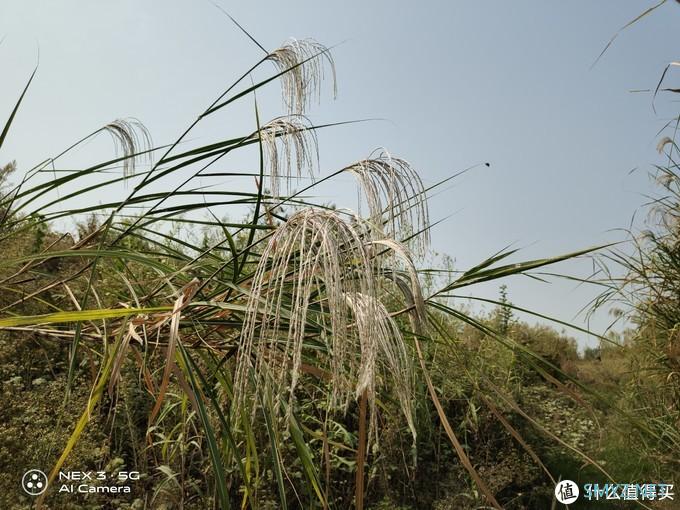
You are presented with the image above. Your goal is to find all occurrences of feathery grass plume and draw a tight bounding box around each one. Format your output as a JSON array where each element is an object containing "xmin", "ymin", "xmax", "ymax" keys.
[
  {"xmin": 343, "ymin": 149, "xmax": 430, "ymax": 253},
  {"xmin": 266, "ymin": 38, "xmax": 337, "ymax": 115},
  {"xmin": 235, "ymin": 208, "xmax": 416, "ymax": 442},
  {"xmin": 344, "ymin": 291, "xmax": 417, "ymax": 445},
  {"xmin": 371, "ymin": 238, "xmax": 426, "ymax": 324},
  {"xmin": 657, "ymin": 136, "xmax": 675, "ymax": 154},
  {"xmin": 259, "ymin": 115, "xmax": 319, "ymax": 197},
  {"xmin": 0, "ymin": 161, "xmax": 16, "ymax": 185},
  {"xmin": 103, "ymin": 118, "xmax": 153, "ymax": 177},
  {"xmin": 655, "ymin": 167, "xmax": 676, "ymax": 189}
]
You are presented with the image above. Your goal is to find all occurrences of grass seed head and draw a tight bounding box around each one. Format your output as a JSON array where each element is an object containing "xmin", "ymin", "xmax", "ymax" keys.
[
  {"xmin": 267, "ymin": 38, "xmax": 337, "ymax": 115},
  {"xmin": 259, "ymin": 115, "xmax": 319, "ymax": 197},
  {"xmin": 344, "ymin": 149, "xmax": 430, "ymax": 254},
  {"xmin": 235, "ymin": 208, "xmax": 417, "ymax": 446},
  {"xmin": 104, "ymin": 118, "xmax": 153, "ymax": 178}
]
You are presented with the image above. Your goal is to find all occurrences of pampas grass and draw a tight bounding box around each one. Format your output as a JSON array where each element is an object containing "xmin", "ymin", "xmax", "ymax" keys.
[
  {"xmin": 344, "ymin": 149, "xmax": 430, "ymax": 253},
  {"xmin": 267, "ymin": 38, "xmax": 337, "ymax": 115},
  {"xmin": 103, "ymin": 118, "xmax": 153, "ymax": 177},
  {"xmin": 259, "ymin": 115, "xmax": 319, "ymax": 197},
  {"xmin": 235, "ymin": 207, "xmax": 420, "ymax": 445}
]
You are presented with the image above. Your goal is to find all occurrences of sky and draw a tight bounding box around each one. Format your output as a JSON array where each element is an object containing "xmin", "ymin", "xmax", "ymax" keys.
[{"xmin": 1, "ymin": 1, "xmax": 679, "ymax": 348}]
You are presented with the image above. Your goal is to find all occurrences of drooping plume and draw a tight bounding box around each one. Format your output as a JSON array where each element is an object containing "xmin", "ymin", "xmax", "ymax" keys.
[
  {"xmin": 657, "ymin": 136, "xmax": 674, "ymax": 154},
  {"xmin": 344, "ymin": 291, "xmax": 416, "ymax": 443},
  {"xmin": 258, "ymin": 116, "xmax": 318, "ymax": 197},
  {"xmin": 235, "ymin": 208, "xmax": 416, "ymax": 443},
  {"xmin": 371, "ymin": 238, "xmax": 427, "ymax": 327},
  {"xmin": 343, "ymin": 149, "xmax": 430, "ymax": 253},
  {"xmin": 266, "ymin": 38, "xmax": 337, "ymax": 115},
  {"xmin": 103, "ymin": 118, "xmax": 153, "ymax": 177}
]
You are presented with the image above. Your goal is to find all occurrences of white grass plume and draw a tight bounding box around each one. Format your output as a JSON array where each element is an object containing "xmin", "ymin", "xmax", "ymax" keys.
[
  {"xmin": 235, "ymin": 208, "xmax": 417, "ymax": 444},
  {"xmin": 266, "ymin": 38, "xmax": 337, "ymax": 115},
  {"xmin": 104, "ymin": 118, "xmax": 152, "ymax": 177},
  {"xmin": 259, "ymin": 116, "xmax": 318, "ymax": 197},
  {"xmin": 344, "ymin": 291, "xmax": 417, "ymax": 444},
  {"xmin": 343, "ymin": 149, "xmax": 430, "ymax": 253},
  {"xmin": 371, "ymin": 238, "xmax": 426, "ymax": 326},
  {"xmin": 657, "ymin": 136, "xmax": 674, "ymax": 154}
]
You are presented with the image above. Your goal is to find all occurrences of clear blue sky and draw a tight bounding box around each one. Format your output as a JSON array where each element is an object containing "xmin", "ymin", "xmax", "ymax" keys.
[{"xmin": 1, "ymin": 1, "xmax": 679, "ymax": 347}]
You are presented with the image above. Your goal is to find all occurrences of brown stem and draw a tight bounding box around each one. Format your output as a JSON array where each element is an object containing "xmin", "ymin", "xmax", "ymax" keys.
[{"xmin": 355, "ymin": 388, "xmax": 368, "ymax": 510}]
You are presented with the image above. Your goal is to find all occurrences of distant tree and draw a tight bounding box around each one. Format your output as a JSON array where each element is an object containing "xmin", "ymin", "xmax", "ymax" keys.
[
  {"xmin": 0, "ymin": 161, "xmax": 16, "ymax": 221},
  {"xmin": 582, "ymin": 346, "xmax": 601, "ymax": 361}
]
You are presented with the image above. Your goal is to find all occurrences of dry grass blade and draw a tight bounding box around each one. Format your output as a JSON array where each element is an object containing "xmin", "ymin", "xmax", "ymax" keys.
[
  {"xmin": 148, "ymin": 278, "xmax": 200, "ymax": 425},
  {"xmin": 107, "ymin": 323, "xmax": 134, "ymax": 396}
]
